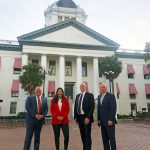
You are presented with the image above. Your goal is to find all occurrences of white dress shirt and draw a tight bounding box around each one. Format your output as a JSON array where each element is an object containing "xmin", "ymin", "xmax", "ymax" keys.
[{"xmin": 58, "ymin": 98, "xmax": 62, "ymax": 111}]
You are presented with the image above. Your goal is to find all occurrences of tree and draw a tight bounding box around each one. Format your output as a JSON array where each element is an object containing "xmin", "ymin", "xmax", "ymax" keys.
[
  {"xmin": 144, "ymin": 42, "xmax": 150, "ymax": 66},
  {"xmin": 99, "ymin": 55, "xmax": 122, "ymax": 94},
  {"xmin": 19, "ymin": 63, "xmax": 43, "ymax": 95}
]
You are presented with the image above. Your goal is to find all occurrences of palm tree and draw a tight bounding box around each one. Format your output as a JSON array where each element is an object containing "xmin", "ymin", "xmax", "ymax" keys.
[
  {"xmin": 99, "ymin": 55, "xmax": 122, "ymax": 93},
  {"xmin": 19, "ymin": 63, "xmax": 43, "ymax": 95},
  {"xmin": 144, "ymin": 42, "xmax": 150, "ymax": 67}
]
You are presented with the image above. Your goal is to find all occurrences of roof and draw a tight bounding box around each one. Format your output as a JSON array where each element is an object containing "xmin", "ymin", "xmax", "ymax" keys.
[
  {"xmin": 56, "ymin": 0, "xmax": 77, "ymax": 8},
  {"xmin": 18, "ymin": 19, "xmax": 120, "ymax": 51}
]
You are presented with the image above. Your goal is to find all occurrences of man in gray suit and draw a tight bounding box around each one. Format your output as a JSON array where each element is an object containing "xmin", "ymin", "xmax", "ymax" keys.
[
  {"xmin": 97, "ymin": 83, "xmax": 117, "ymax": 150},
  {"xmin": 23, "ymin": 86, "xmax": 48, "ymax": 150}
]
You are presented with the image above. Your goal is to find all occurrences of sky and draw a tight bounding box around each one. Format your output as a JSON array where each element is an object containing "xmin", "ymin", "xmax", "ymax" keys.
[{"xmin": 0, "ymin": 0, "xmax": 150, "ymax": 50}]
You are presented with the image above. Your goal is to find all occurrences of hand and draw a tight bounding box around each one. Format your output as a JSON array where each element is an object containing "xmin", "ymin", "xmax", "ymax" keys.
[
  {"xmin": 35, "ymin": 114, "xmax": 43, "ymax": 120},
  {"xmin": 108, "ymin": 120, "xmax": 113, "ymax": 126},
  {"xmin": 84, "ymin": 117, "xmax": 90, "ymax": 125},
  {"xmin": 57, "ymin": 116, "xmax": 63, "ymax": 120},
  {"xmin": 75, "ymin": 119, "xmax": 78, "ymax": 125}
]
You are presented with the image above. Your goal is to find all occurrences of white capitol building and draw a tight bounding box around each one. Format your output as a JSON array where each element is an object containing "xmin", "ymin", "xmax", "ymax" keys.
[{"xmin": 0, "ymin": 0, "xmax": 150, "ymax": 116}]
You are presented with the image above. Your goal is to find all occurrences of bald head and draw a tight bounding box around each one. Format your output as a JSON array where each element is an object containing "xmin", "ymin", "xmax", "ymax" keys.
[
  {"xmin": 80, "ymin": 82, "xmax": 87, "ymax": 92},
  {"xmin": 100, "ymin": 83, "xmax": 107, "ymax": 94}
]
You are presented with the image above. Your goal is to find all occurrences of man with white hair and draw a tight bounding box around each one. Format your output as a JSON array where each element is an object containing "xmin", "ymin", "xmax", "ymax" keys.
[
  {"xmin": 97, "ymin": 83, "xmax": 117, "ymax": 150},
  {"xmin": 74, "ymin": 82, "xmax": 95, "ymax": 150},
  {"xmin": 23, "ymin": 86, "xmax": 48, "ymax": 150}
]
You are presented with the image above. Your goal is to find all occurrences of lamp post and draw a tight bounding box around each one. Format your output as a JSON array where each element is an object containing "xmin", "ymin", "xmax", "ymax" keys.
[
  {"xmin": 104, "ymin": 71, "xmax": 114, "ymax": 93},
  {"xmin": 40, "ymin": 68, "xmax": 50, "ymax": 97}
]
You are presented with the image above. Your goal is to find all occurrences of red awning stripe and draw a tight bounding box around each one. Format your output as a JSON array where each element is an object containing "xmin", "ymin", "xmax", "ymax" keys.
[
  {"xmin": 13, "ymin": 58, "xmax": 22, "ymax": 69},
  {"xmin": 145, "ymin": 84, "xmax": 150, "ymax": 94},
  {"xmin": 11, "ymin": 80, "xmax": 19, "ymax": 92},
  {"xmin": 116, "ymin": 82, "xmax": 120, "ymax": 94},
  {"xmin": 143, "ymin": 65, "xmax": 150, "ymax": 75},
  {"xmin": 127, "ymin": 64, "xmax": 135, "ymax": 74},
  {"xmin": 129, "ymin": 84, "xmax": 137, "ymax": 94},
  {"xmin": 48, "ymin": 81, "xmax": 55, "ymax": 92}
]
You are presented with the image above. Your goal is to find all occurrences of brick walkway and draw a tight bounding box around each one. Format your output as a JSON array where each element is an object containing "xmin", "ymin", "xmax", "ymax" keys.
[{"xmin": 0, "ymin": 122, "xmax": 150, "ymax": 150}]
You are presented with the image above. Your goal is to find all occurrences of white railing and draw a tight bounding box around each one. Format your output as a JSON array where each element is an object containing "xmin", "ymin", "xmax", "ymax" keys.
[
  {"xmin": 117, "ymin": 49, "xmax": 145, "ymax": 54},
  {"xmin": 0, "ymin": 39, "xmax": 19, "ymax": 45}
]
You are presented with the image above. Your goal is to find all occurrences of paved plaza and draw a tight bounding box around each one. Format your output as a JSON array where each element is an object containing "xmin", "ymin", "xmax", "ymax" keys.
[{"xmin": 0, "ymin": 121, "xmax": 150, "ymax": 150}]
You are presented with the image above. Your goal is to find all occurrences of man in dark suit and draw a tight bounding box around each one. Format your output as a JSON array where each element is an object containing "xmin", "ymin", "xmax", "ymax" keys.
[
  {"xmin": 74, "ymin": 82, "xmax": 95, "ymax": 150},
  {"xmin": 23, "ymin": 86, "xmax": 48, "ymax": 150},
  {"xmin": 97, "ymin": 83, "xmax": 117, "ymax": 150}
]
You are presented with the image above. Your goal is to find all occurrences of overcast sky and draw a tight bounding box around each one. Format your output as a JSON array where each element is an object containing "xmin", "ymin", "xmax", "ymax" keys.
[{"xmin": 0, "ymin": 0, "xmax": 150, "ymax": 50}]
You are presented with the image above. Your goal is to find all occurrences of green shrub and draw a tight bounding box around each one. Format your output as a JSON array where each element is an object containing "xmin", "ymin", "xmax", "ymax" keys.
[{"xmin": 17, "ymin": 112, "xmax": 27, "ymax": 118}]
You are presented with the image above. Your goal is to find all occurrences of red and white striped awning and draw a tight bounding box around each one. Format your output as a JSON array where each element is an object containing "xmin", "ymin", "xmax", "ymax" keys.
[
  {"xmin": 145, "ymin": 84, "xmax": 150, "ymax": 94},
  {"xmin": 127, "ymin": 64, "xmax": 135, "ymax": 74},
  {"xmin": 129, "ymin": 84, "xmax": 137, "ymax": 94},
  {"xmin": 48, "ymin": 81, "xmax": 55, "ymax": 93},
  {"xmin": 143, "ymin": 65, "xmax": 150, "ymax": 75},
  {"xmin": 13, "ymin": 58, "xmax": 22, "ymax": 69},
  {"xmin": 11, "ymin": 80, "xmax": 19, "ymax": 92}
]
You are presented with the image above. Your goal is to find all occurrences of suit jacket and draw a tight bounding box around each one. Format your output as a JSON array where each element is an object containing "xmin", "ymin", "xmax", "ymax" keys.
[
  {"xmin": 50, "ymin": 97, "xmax": 70, "ymax": 125},
  {"xmin": 25, "ymin": 96, "xmax": 48, "ymax": 124},
  {"xmin": 97, "ymin": 92, "xmax": 117, "ymax": 125},
  {"xmin": 74, "ymin": 92, "xmax": 95, "ymax": 122}
]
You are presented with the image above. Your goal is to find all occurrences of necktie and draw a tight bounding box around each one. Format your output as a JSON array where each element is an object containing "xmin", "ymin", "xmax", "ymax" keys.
[
  {"xmin": 77, "ymin": 93, "xmax": 83, "ymax": 114},
  {"xmin": 38, "ymin": 96, "xmax": 42, "ymax": 115}
]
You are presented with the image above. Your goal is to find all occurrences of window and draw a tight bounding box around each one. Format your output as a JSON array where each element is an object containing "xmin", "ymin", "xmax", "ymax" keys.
[
  {"xmin": 130, "ymin": 103, "xmax": 137, "ymax": 112},
  {"xmin": 127, "ymin": 64, "xmax": 135, "ymax": 79},
  {"xmin": 128, "ymin": 74, "xmax": 134, "ymax": 79},
  {"xmin": 32, "ymin": 59, "xmax": 39, "ymax": 65},
  {"xmin": 49, "ymin": 61, "xmax": 56, "ymax": 75},
  {"xmin": 144, "ymin": 74, "xmax": 150, "ymax": 79},
  {"xmin": 65, "ymin": 61, "xmax": 72, "ymax": 76},
  {"xmin": 48, "ymin": 81, "xmax": 55, "ymax": 97},
  {"xmin": 147, "ymin": 103, "xmax": 150, "ymax": 112},
  {"xmin": 146, "ymin": 94, "xmax": 150, "ymax": 99},
  {"xmin": 13, "ymin": 58, "xmax": 22, "ymax": 74},
  {"xmin": 11, "ymin": 80, "xmax": 19, "ymax": 97},
  {"xmin": 14, "ymin": 68, "xmax": 21, "ymax": 74},
  {"xmin": 82, "ymin": 62, "xmax": 87, "ymax": 77},
  {"xmin": 64, "ymin": 16, "xmax": 69, "ymax": 21},
  {"xmin": 11, "ymin": 92, "xmax": 19, "ymax": 97},
  {"xmin": 130, "ymin": 94, "xmax": 136, "ymax": 99},
  {"xmin": 10, "ymin": 102, "xmax": 17, "ymax": 114},
  {"xmin": 58, "ymin": 16, "xmax": 62, "ymax": 22}
]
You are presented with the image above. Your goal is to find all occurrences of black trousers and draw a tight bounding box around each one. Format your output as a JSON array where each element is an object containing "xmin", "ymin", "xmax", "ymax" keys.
[
  {"xmin": 101, "ymin": 123, "xmax": 116, "ymax": 150},
  {"xmin": 23, "ymin": 121, "xmax": 43, "ymax": 150},
  {"xmin": 78, "ymin": 115, "xmax": 92, "ymax": 150},
  {"xmin": 52, "ymin": 124, "xmax": 69, "ymax": 150}
]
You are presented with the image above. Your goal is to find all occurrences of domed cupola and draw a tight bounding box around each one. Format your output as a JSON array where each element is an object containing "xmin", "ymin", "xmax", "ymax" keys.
[
  {"xmin": 56, "ymin": 0, "xmax": 77, "ymax": 9},
  {"xmin": 44, "ymin": 0, "xmax": 87, "ymax": 26}
]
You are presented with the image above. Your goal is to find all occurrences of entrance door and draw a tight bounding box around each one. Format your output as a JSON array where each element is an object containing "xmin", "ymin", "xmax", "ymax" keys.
[{"xmin": 65, "ymin": 82, "xmax": 75, "ymax": 100}]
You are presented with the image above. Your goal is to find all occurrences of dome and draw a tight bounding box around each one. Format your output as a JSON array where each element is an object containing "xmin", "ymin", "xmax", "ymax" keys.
[{"xmin": 56, "ymin": 0, "xmax": 77, "ymax": 8}]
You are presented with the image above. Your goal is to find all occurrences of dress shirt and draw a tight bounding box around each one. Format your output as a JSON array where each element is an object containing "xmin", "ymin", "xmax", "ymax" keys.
[
  {"xmin": 79, "ymin": 91, "xmax": 86, "ymax": 115},
  {"xmin": 58, "ymin": 98, "xmax": 62, "ymax": 111}
]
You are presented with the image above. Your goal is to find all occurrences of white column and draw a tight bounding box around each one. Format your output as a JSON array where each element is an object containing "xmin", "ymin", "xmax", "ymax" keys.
[
  {"xmin": 41, "ymin": 54, "xmax": 47, "ymax": 69},
  {"xmin": 59, "ymin": 55, "xmax": 65, "ymax": 89},
  {"xmin": 22, "ymin": 53, "xmax": 28, "ymax": 66},
  {"xmin": 76, "ymin": 57, "xmax": 82, "ymax": 94},
  {"xmin": 93, "ymin": 57, "xmax": 99, "ymax": 98}
]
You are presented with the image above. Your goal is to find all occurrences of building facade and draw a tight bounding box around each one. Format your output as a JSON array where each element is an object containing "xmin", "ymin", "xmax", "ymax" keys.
[{"xmin": 0, "ymin": 0, "xmax": 150, "ymax": 116}]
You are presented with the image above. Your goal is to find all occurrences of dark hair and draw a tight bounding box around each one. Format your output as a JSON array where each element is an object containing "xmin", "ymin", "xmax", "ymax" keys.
[{"xmin": 51, "ymin": 87, "xmax": 65, "ymax": 103}]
